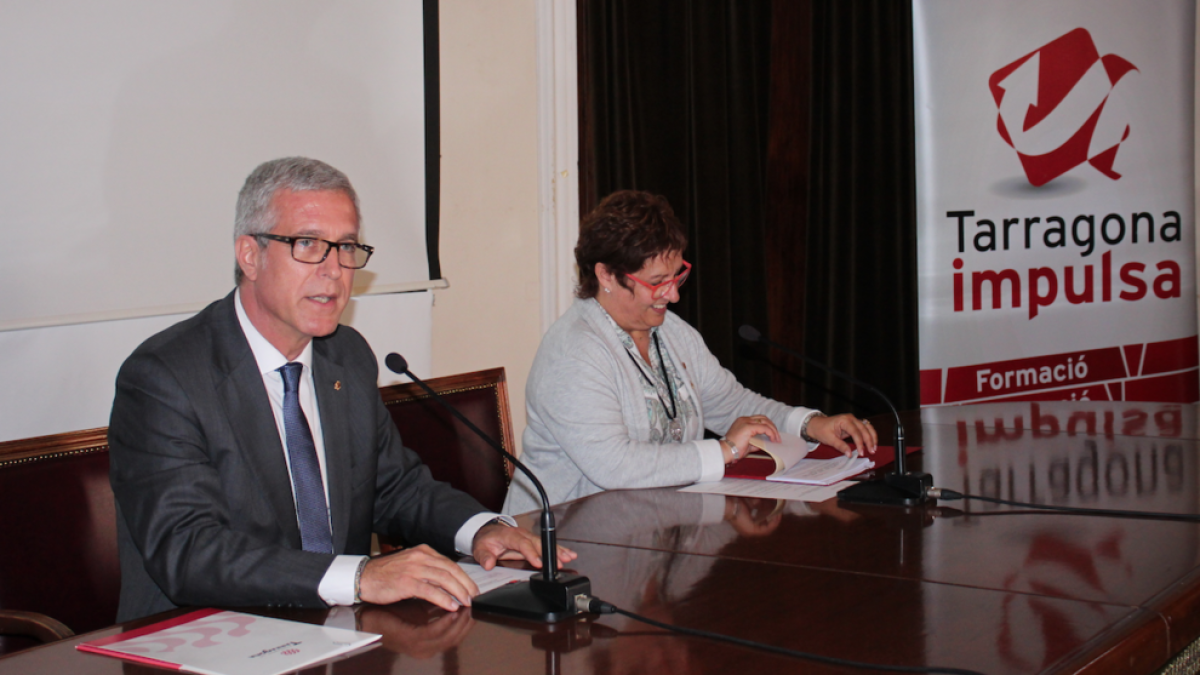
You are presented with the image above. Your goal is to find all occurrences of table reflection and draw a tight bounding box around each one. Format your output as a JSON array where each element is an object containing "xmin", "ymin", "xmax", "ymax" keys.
[
  {"xmin": 357, "ymin": 605, "xmax": 474, "ymax": 661},
  {"xmin": 920, "ymin": 401, "xmax": 1199, "ymax": 440}
]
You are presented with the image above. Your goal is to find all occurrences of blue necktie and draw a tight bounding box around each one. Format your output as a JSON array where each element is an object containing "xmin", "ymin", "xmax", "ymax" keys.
[{"xmin": 278, "ymin": 362, "xmax": 334, "ymax": 554}]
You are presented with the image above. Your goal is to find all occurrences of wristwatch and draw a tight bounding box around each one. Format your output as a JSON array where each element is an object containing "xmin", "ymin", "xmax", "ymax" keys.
[
  {"xmin": 799, "ymin": 411, "xmax": 827, "ymax": 443},
  {"xmin": 353, "ymin": 556, "xmax": 369, "ymax": 604}
]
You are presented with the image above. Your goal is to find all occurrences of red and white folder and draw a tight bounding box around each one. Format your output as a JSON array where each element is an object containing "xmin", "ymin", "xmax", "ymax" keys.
[{"xmin": 77, "ymin": 608, "xmax": 380, "ymax": 675}]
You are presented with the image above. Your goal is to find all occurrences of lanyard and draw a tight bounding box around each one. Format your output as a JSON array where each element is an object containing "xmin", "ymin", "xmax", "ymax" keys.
[{"xmin": 625, "ymin": 332, "xmax": 678, "ymax": 421}]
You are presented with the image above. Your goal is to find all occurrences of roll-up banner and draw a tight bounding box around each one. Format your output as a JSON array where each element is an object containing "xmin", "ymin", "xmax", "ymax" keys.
[{"xmin": 914, "ymin": 1, "xmax": 1198, "ymax": 406}]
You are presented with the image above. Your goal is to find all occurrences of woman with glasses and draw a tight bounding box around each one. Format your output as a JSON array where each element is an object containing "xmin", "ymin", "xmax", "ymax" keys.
[{"xmin": 503, "ymin": 190, "xmax": 877, "ymax": 514}]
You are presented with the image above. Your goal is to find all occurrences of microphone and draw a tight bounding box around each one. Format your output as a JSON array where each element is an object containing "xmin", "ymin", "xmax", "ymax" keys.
[
  {"xmin": 736, "ymin": 326, "xmax": 933, "ymax": 506},
  {"xmin": 385, "ymin": 353, "xmax": 591, "ymax": 622}
]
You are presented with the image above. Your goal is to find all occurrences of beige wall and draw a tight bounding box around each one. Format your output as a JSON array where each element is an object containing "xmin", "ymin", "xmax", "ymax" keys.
[{"xmin": 434, "ymin": 0, "xmax": 542, "ymax": 453}]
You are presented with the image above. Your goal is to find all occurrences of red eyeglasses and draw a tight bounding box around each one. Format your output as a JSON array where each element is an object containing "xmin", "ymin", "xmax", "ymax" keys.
[{"xmin": 625, "ymin": 261, "xmax": 692, "ymax": 299}]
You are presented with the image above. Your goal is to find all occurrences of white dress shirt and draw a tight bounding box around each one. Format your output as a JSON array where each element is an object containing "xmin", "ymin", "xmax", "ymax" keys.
[{"xmin": 234, "ymin": 290, "xmax": 510, "ymax": 605}]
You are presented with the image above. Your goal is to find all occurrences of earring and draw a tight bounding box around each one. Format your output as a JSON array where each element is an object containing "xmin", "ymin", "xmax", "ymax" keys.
[{"xmin": 604, "ymin": 287, "xmax": 611, "ymax": 293}]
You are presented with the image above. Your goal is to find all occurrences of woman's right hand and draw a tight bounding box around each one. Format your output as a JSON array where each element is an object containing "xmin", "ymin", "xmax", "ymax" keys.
[{"xmin": 721, "ymin": 415, "xmax": 781, "ymax": 464}]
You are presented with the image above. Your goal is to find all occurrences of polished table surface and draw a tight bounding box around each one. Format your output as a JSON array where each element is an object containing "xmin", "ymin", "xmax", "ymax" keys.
[{"xmin": 2, "ymin": 401, "xmax": 1198, "ymax": 675}]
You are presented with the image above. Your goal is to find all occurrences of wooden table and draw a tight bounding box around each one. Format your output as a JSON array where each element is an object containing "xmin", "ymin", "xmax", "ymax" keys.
[{"xmin": 2, "ymin": 401, "xmax": 1198, "ymax": 674}]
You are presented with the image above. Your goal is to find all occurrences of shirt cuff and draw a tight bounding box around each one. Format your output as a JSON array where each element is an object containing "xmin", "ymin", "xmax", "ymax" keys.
[
  {"xmin": 697, "ymin": 492, "xmax": 727, "ymax": 525},
  {"xmin": 317, "ymin": 554, "xmax": 369, "ymax": 606},
  {"xmin": 455, "ymin": 512, "xmax": 517, "ymax": 556},
  {"xmin": 323, "ymin": 606, "xmax": 359, "ymax": 629},
  {"xmin": 785, "ymin": 500, "xmax": 818, "ymax": 516},
  {"xmin": 695, "ymin": 438, "xmax": 726, "ymax": 483}
]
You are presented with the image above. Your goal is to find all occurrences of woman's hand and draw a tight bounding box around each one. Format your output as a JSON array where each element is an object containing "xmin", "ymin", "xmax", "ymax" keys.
[
  {"xmin": 724, "ymin": 497, "xmax": 784, "ymax": 536},
  {"xmin": 720, "ymin": 415, "xmax": 780, "ymax": 464},
  {"xmin": 805, "ymin": 414, "xmax": 878, "ymax": 456}
]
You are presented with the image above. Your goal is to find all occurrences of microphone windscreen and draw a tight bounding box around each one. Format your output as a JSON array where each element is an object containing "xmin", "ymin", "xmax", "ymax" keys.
[
  {"xmin": 384, "ymin": 353, "xmax": 409, "ymax": 375},
  {"xmin": 738, "ymin": 325, "xmax": 762, "ymax": 343}
]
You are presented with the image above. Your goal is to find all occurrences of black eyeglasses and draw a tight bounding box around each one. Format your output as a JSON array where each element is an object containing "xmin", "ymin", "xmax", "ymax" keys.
[{"xmin": 257, "ymin": 234, "xmax": 374, "ymax": 269}]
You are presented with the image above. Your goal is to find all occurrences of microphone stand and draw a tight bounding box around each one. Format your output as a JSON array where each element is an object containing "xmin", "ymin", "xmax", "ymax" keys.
[
  {"xmin": 736, "ymin": 326, "xmax": 933, "ymax": 506},
  {"xmin": 386, "ymin": 354, "xmax": 591, "ymax": 622}
]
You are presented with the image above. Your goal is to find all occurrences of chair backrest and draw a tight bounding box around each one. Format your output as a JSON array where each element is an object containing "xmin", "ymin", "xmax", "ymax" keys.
[
  {"xmin": 0, "ymin": 368, "xmax": 515, "ymax": 653},
  {"xmin": 379, "ymin": 367, "xmax": 515, "ymax": 513},
  {"xmin": 0, "ymin": 428, "xmax": 120, "ymax": 647}
]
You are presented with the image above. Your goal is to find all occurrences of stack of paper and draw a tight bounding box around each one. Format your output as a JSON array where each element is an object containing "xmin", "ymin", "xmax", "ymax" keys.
[{"xmin": 725, "ymin": 432, "xmax": 875, "ymax": 485}]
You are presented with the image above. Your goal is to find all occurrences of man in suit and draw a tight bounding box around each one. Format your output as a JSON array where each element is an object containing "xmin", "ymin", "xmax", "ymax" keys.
[{"xmin": 109, "ymin": 157, "xmax": 572, "ymax": 622}]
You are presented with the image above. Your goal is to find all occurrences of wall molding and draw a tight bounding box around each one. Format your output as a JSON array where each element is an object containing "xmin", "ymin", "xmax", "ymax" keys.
[{"xmin": 536, "ymin": 0, "xmax": 580, "ymax": 333}]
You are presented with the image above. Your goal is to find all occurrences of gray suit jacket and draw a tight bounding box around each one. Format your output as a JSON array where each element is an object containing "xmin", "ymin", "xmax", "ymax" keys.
[{"xmin": 109, "ymin": 291, "xmax": 485, "ymax": 621}]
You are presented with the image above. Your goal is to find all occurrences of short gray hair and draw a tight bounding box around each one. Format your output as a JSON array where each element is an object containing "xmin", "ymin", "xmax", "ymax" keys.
[{"xmin": 233, "ymin": 157, "xmax": 361, "ymax": 284}]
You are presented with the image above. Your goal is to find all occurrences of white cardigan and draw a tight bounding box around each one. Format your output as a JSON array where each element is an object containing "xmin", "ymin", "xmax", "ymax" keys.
[{"xmin": 503, "ymin": 298, "xmax": 814, "ymax": 515}]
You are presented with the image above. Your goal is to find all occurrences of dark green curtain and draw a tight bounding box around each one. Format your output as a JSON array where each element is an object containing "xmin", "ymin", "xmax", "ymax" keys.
[{"xmin": 578, "ymin": 0, "xmax": 919, "ymax": 416}]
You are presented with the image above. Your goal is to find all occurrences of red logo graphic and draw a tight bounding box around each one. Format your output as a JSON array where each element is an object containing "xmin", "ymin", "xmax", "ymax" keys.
[
  {"xmin": 989, "ymin": 28, "xmax": 1137, "ymax": 186},
  {"xmin": 282, "ymin": 648, "xmax": 301, "ymax": 656}
]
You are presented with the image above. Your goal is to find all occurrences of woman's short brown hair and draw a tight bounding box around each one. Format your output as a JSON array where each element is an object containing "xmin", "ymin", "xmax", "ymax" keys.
[{"xmin": 575, "ymin": 190, "xmax": 688, "ymax": 299}]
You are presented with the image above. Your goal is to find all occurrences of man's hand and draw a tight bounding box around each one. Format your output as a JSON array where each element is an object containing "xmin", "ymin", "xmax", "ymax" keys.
[
  {"xmin": 357, "ymin": 605, "xmax": 474, "ymax": 659},
  {"xmin": 357, "ymin": 544, "xmax": 478, "ymax": 612},
  {"xmin": 471, "ymin": 522, "xmax": 578, "ymax": 571}
]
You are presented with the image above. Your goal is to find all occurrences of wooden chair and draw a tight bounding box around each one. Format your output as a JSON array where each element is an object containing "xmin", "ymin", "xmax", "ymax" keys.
[
  {"xmin": 0, "ymin": 610, "xmax": 74, "ymax": 653},
  {"xmin": 0, "ymin": 428, "xmax": 118, "ymax": 655},
  {"xmin": 0, "ymin": 367, "xmax": 515, "ymax": 654},
  {"xmin": 379, "ymin": 367, "xmax": 515, "ymax": 514}
]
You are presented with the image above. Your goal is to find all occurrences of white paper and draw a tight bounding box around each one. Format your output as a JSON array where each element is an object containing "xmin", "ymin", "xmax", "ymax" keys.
[
  {"xmin": 768, "ymin": 451, "xmax": 875, "ymax": 486},
  {"xmin": 458, "ymin": 562, "xmax": 537, "ymax": 595},
  {"xmin": 678, "ymin": 478, "xmax": 848, "ymax": 502},
  {"xmin": 747, "ymin": 431, "xmax": 811, "ymax": 473}
]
